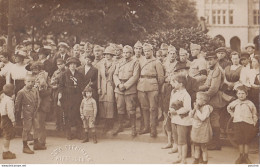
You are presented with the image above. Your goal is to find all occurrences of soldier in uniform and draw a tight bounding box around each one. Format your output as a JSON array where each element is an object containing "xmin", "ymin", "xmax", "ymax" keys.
[
  {"xmin": 178, "ymin": 48, "xmax": 191, "ymax": 67},
  {"xmin": 114, "ymin": 44, "xmax": 124, "ymax": 63},
  {"xmin": 161, "ymin": 45, "xmax": 178, "ymax": 149},
  {"xmin": 112, "ymin": 45, "xmax": 140, "ymax": 136},
  {"xmin": 58, "ymin": 57, "xmax": 85, "ymax": 140},
  {"xmin": 199, "ymin": 52, "xmax": 228, "ymax": 150},
  {"xmin": 137, "ymin": 43, "xmax": 164, "ymax": 137},
  {"xmin": 160, "ymin": 43, "xmax": 168, "ymax": 63},
  {"xmin": 73, "ymin": 44, "xmax": 81, "ymax": 59},
  {"xmin": 133, "ymin": 41, "xmax": 143, "ymax": 61},
  {"xmin": 92, "ymin": 45, "xmax": 104, "ymax": 69}
]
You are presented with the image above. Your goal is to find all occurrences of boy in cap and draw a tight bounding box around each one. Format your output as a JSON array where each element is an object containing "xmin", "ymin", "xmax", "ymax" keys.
[
  {"xmin": 239, "ymin": 52, "xmax": 251, "ymax": 87},
  {"xmin": 80, "ymin": 86, "xmax": 97, "ymax": 143},
  {"xmin": 1, "ymin": 84, "xmax": 16, "ymax": 159},
  {"xmin": 51, "ymin": 58, "xmax": 66, "ymax": 131}
]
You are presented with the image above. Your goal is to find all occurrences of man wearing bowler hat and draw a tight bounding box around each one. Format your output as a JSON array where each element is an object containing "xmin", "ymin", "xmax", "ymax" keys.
[
  {"xmin": 137, "ymin": 43, "xmax": 164, "ymax": 138},
  {"xmin": 245, "ymin": 43, "xmax": 255, "ymax": 60}
]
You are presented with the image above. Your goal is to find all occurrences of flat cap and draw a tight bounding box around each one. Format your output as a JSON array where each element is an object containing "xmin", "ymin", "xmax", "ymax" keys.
[
  {"xmin": 58, "ymin": 42, "xmax": 69, "ymax": 48},
  {"xmin": 245, "ymin": 43, "xmax": 255, "ymax": 49},
  {"xmin": 205, "ymin": 51, "xmax": 217, "ymax": 60},
  {"xmin": 215, "ymin": 47, "xmax": 227, "ymax": 54}
]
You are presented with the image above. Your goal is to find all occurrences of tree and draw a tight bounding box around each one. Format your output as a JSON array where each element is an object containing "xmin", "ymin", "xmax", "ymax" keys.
[
  {"xmin": 0, "ymin": 0, "xmax": 199, "ymax": 45},
  {"xmin": 145, "ymin": 27, "xmax": 224, "ymax": 53}
]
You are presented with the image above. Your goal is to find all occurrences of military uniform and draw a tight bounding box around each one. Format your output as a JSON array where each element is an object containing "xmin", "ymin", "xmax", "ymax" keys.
[
  {"xmin": 137, "ymin": 48, "xmax": 164, "ymax": 137},
  {"xmin": 199, "ymin": 60, "xmax": 228, "ymax": 150},
  {"xmin": 113, "ymin": 52, "xmax": 140, "ymax": 136}
]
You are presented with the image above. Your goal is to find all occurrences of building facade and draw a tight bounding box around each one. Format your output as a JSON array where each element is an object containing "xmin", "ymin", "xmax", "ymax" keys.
[{"xmin": 193, "ymin": 0, "xmax": 259, "ymax": 52}]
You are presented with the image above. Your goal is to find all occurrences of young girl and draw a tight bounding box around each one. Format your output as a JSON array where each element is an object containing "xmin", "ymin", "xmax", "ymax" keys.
[
  {"xmin": 189, "ymin": 92, "xmax": 213, "ymax": 164},
  {"xmin": 0, "ymin": 84, "xmax": 16, "ymax": 159},
  {"xmin": 169, "ymin": 74, "xmax": 192, "ymax": 164},
  {"xmin": 80, "ymin": 86, "xmax": 97, "ymax": 144},
  {"xmin": 227, "ymin": 85, "xmax": 258, "ymax": 164}
]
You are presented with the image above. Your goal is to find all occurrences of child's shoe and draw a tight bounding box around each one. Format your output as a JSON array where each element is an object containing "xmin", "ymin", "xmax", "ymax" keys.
[
  {"xmin": 202, "ymin": 160, "xmax": 208, "ymax": 164},
  {"xmin": 3, "ymin": 151, "xmax": 16, "ymax": 159}
]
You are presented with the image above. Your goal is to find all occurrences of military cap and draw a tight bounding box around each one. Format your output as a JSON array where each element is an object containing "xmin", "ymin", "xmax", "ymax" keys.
[
  {"xmin": 84, "ymin": 42, "xmax": 93, "ymax": 50},
  {"xmin": 215, "ymin": 47, "xmax": 227, "ymax": 54},
  {"xmin": 14, "ymin": 50, "xmax": 27, "ymax": 58},
  {"xmin": 104, "ymin": 46, "xmax": 116, "ymax": 55},
  {"xmin": 73, "ymin": 44, "xmax": 80, "ymax": 50},
  {"xmin": 116, "ymin": 44, "xmax": 123, "ymax": 50},
  {"xmin": 179, "ymin": 48, "xmax": 188, "ymax": 55},
  {"xmin": 240, "ymin": 51, "xmax": 250, "ymax": 60},
  {"xmin": 142, "ymin": 43, "xmax": 153, "ymax": 51},
  {"xmin": 174, "ymin": 62, "xmax": 189, "ymax": 72},
  {"xmin": 205, "ymin": 51, "xmax": 217, "ymax": 60},
  {"xmin": 160, "ymin": 43, "xmax": 168, "ymax": 50},
  {"xmin": 66, "ymin": 57, "xmax": 81, "ymax": 67},
  {"xmin": 134, "ymin": 41, "xmax": 142, "ymax": 48},
  {"xmin": 79, "ymin": 42, "xmax": 86, "ymax": 46},
  {"xmin": 93, "ymin": 45, "xmax": 102, "ymax": 51},
  {"xmin": 196, "ymin": 91, "xmax": 210, "ymax": 102},
  {"xmin": 190, "ymin": 43, "xmax": 201, "ymax": 50},
  {"xmin": 168, "ymin": 45, "xmax": 176, "ymax": 53},
  {"xmin": 58, "ymin": 42, "xmax": 69, "ymax": 49},
  {"xmin": 56, "ymin": 58, "xmax": 65, "ymax": 65},
  {"xmin": 245, "ymin": 43, "xmax": 255, "ymax": 49},
  {"xmin": 3, "ymin": 84, "xmax": 14, "ymax": 96},
  {"xmin": 123, "ymin": 45, "xmax": 133, "ymax": 53}
]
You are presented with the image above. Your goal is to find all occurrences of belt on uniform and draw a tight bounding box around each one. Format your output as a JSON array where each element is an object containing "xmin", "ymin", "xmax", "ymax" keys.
[{"xmin": 140, "ymin": 75, "xmax": 157, "ymax": 79}]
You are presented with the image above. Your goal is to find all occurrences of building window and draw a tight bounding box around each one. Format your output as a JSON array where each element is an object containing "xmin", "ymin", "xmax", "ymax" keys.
[
  {"xmin": 229, "ymin": 10, "xmax": 233, "ymax": 24},
  {"xmin": 217, "ymin": 10, "xmax": 221, "ymax": 24},
  {"xmin": 206, "ymin": 9, "xmax": 210, "ymax": 24},
  {"xmin": 223, "ymin": 10, "xmax": 226, "ymax": 24},
  {"xmin": 253, "ymin": 10, "xmax": 259, "ymax": 25},
  {"xmin": 212, "ymin": 10, "xmax": 216, "ymax": 24}
]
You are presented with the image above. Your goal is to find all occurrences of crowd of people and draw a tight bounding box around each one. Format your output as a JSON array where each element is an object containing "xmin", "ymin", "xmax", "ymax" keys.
[{"xmin": 0, "ymin": 37, "xmax": 259, "ymax": 164}]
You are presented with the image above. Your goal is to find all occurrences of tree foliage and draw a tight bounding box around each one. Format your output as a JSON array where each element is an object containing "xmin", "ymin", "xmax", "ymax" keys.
[
  {"xmin": 0, "ymin": 0, "xmax": 199, "ymax": 45},
  {"xmin": 145, "ymin": 27, "xmax": 225, "ymax": 53}
]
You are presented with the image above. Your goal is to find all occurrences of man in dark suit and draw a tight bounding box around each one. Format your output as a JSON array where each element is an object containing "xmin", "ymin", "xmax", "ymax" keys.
[{"xmin": 53, "ymin": 42, "xmax": 70, "ymax": 71}]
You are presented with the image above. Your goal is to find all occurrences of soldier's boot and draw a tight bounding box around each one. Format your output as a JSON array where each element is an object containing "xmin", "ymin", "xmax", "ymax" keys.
[
  {"xmin": 208, "ymin": 127, "xmax": 221, "ymax": 150},
  {"xmin": 112, "ymin": 114, "xmax": 124, "ymax": 136},
  {"xmin": 123, "ymin": 114, "xmax": 131, "ymax": 128},
  {"xmin": 130, "ymin": 114, "xmax": 137, "ymax": 137},
  {"xmin": 66, "ymin": 128, "xmax": 73, "ymax": 140},
  {"xmin": 150, "ymin": 126, "xmax": 157, "ymax": 138},
  {"xmin": 23, "ymin": 141, "xmax": 34, "ymax": 154},
  {"xmin": 139, "ymin": 110, "xmax": 150, "ymax": 135},
  {"xmin": 82, "ymin": 132, "xmax": 89, "ymax": 143},
  {"xmin": 138, "ymin": 116, "xmax": 144, "ymax": 133},
  {"xmin": 33, "ymin": 139, "xmax": 46, "ymax": 150},
  {"xmin": 93, "ymin": 132, "xmax": 97, "ymax": 144}
]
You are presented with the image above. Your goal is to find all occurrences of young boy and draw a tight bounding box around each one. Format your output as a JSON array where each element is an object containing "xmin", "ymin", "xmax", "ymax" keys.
[
  {"xmin": 80, "ymin": 86, "xmax": 97, "ymax": 144},
  {"xmin": 51, "ymin": 58, "xmax": 66, "ymax": 131},
  {"xmin": 0, "ymin": 84, "xmax": 16, "ymax": 159},
  {"xmin": 227, "ymin": 85, "xmax": 258, "ymax": 164},
  {"xmin": 15, "ymin": 74, "xmax": 45, "ymax": 154}
]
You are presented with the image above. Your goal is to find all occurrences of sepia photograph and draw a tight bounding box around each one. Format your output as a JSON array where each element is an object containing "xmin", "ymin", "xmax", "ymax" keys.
[{"xmin": 0, "ymin": 0, "xmax": 259, "ymax": 165}]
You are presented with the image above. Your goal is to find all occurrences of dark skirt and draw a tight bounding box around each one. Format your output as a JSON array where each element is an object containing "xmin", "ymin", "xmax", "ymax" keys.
[
  {"xmin": 234, "ymin": 122, "xmax": 258, "ymax": 145},
  {"xmin": 1, "ymin": 115, "xmax": 15, "ymax": 140}
]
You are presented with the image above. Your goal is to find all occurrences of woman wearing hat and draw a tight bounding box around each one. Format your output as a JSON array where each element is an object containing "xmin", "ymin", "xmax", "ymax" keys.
[
  {"xmin": 98, "ymin": 46, "xmax": 116, "ymax": 133},
  {"xmin": 58, "ymin": 57, "xmax": 85, "ymax": 140}
]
